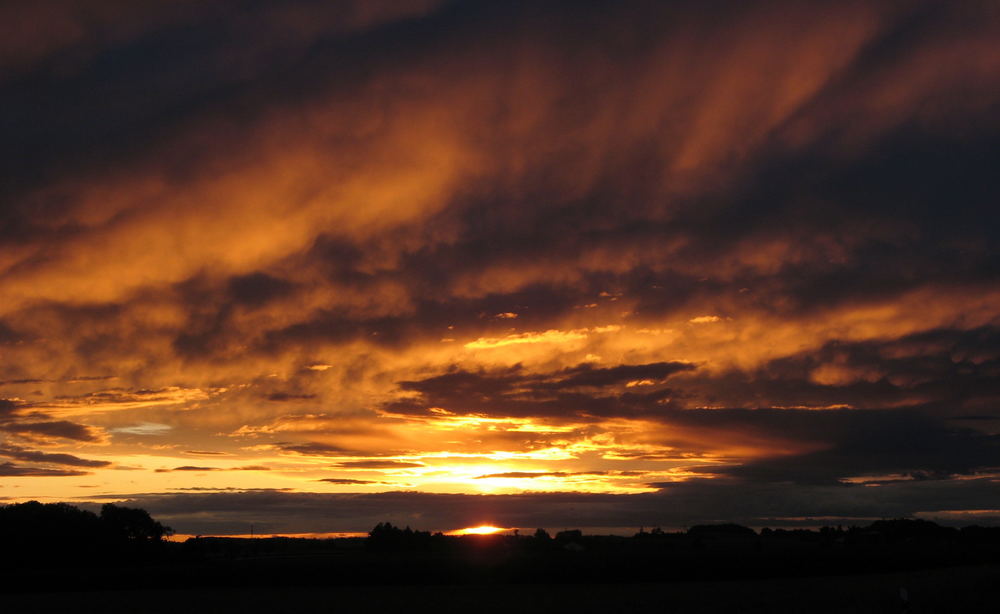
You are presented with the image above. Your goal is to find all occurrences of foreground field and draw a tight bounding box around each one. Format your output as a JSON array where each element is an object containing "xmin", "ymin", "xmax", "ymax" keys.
[{"xmin": 7, "ymin": 565, "xmax": 999, "ymax": 614}]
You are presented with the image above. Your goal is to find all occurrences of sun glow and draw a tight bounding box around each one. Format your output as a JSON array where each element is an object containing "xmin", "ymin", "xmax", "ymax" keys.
[{"xmin": 449, "ymin": 525, "xmax": 507, "ymax": 535}]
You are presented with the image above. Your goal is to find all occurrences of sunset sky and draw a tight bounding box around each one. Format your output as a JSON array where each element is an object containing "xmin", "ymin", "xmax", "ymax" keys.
[{"xmin": 2, "ymin": 0, "xmax": 999, "ymax": 535}]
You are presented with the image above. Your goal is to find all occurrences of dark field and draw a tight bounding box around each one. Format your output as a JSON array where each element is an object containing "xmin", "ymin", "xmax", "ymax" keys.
[
  {"xmin": 5, "ymin": 565, "xmax": 999, "ymax": 613},
  {"xmin": 5, "ymin": 512, "xmax": 1000, "ymax": 612}
]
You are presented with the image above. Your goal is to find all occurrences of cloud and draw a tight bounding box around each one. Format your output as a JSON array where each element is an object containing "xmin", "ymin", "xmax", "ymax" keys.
[
  {"xmin": 680, "ymin": 410, "xmax": 1000, "ymax": 485},
  {"xmin": 475, "ymin": 471, "xmax": 615, "ymax": 480},
  {"xmin": 555, "ymin": 362, "xmax": 697, "ymax": 389},
  {"xmin": 266, "ymin": 392, "xmax": 317, "ymax": 402},
  {"xmin": 670, "ymin": 325, "xmax": 1000, "ymax": 412},
  {"xmin": 386, "ymin": 360, "xmax": 693, "ymax": 420},
  {"xmin": 226, "ymin": 272, "xmax": 298, "ymax": 308},
  {"xmin": 0, "ymin": 420, "xmax": 100, "ymax": 441},
  {"xmin": 0, "ymin": 399, "xmax": 17, "ymax": 417},
  {"xmin": 277, "ymin": 442, "xmax": 359, "ymax": 457},
  {"xmin": 96, "ymin": 476, "xmax": 1000, "ymax": 534},
  {"xmin": 333, "ymin": 460, "xmax": 425, "ymax": 469},
  {"xmin": 155, "ymin": 465, "xmax": 271, "ymax": 473},
  {"xmin": 1, "ymin": 0, "xmax": 999, "ymax": 518},
  {"xmin": 0, "ymin": 462, "xmax": 88, "ymax": 477},
  {"xmin": 0, "ymin": 444, "xmax": 109, "ymax": 468},
  {"xmin": 109, "ymin": 423, "xmax": 172, "ymax": 436}
]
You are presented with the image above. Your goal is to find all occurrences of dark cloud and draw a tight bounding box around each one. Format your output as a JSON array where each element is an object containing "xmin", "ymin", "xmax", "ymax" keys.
[
  {"xmin": 227, "ymin": 272, "xmax": 297, "ymax": 308},
  {"xmin": 317, "ymin": 478, "xmax": 377, "ymax": 485},
  {"xmin": 388, "ymin": 361, "xmax": 692, "ymax": 419},
  {"xmin": 0, "ymin": 0, "xmax": 451, "ymax": 207},
  {"xmin": 0, "ymin": 420, "xmax": 99, "ymax": 441},
  {"xmin": 333, "ymin": 460, "xmax": 424, "ymax": 469},
  {"xmin": 266, "ymin": 392, "xmax": 317, "ymax": 402},
  {"xmin": 475, "ymin": 471, "xmax": 614, "ymax": 479},
  {"xmin": 155, "ymin": 465, "xmax": 270, "ymax": 473},
  {"xmin": 99, "ymin": 477, "xmax": 1000, "ymax": 534},
  {"xmin": 0, "ymin": 462, "xmax": 88, "ymax": 477},
  {"xmin": 554, "ymin": 362, "xmax": 698, "ymax": 389},
  {"xmin": 0, "ymin": 320, "xmax": 26, "ymax": 345},
  {"xmin": 0, "ymin": 444, "xmax": 109, "ymax": 468},
  {"xmin": 694, "ymin": 414, "xmax": 999, "ymax": 485},
  {"xmin": 641, "ymin": 407, "xmax": 1000, "ymax": 479},
  {"xmin": 673, "ymin": 325, "xmax": 1000, "ymax": 412},
  {"xmin": 380, "ymin": 349, "xmax": 1000, "ymax": 481},
  {"xmin": 278, "ymin": 442, "xmax": 359, "ymax": 457},
  {"xmin": 0, "ymin": 398, "xmax": 18, "ymax": 417},
  {"xmin": 3, "ymin": 0, "xmax": 998, "ymax": 370},
  {"xmin": 476, "ymin": 472, "xmax": 568, "ymax": 479}
]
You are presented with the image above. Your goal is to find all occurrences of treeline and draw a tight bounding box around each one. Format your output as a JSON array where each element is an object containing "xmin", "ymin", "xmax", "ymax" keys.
[
  {"xmin": 366, "ymin": 523, "xmax": 592, "ymax": 552},
  {"xmin": 0, "ymin": 501, "xmax": 171, "ymax": 567},
  {"xmin": 356, "ymin": 519, "xmax": 1000, "ymax": 586},
  {"xmin": 365, "ymin": 518, "xmax": 1000, "ymax": 552},
  {"xmin": 1, "ymin": 505, "xmax": 999, "ymax": 592}
]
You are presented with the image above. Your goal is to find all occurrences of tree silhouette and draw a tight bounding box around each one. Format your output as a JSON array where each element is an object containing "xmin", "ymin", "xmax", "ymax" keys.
[
  {"xmin": 366, "ymin": 521, "xmax": 441, "ymax": 551},
  {"xmin": 100, "ymin": 503, "xmax": 172, "ymax": 542},
  {"xmin": 0, "ymin": 501, "xmax": 172, "ymax": 568}
]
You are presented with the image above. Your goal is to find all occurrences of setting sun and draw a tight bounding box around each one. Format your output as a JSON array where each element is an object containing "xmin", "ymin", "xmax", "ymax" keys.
[{"xmin": 449, "ymin": 526, "xmax": 508, "ymax": 536}]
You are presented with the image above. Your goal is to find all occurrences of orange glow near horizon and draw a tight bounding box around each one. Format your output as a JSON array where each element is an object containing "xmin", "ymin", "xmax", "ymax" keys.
[
  {"xmin": 448, "ymin": 525, "xmax": 508, "ymax": 536},
  {"xmin": 168, "ymin": 532, "xmax": 367, "ymax": 541}
]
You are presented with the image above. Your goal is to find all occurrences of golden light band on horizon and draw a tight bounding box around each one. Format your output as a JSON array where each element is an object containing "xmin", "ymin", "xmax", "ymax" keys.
[{"xmin": 448, "ymin": 526, "xmax": 508, "ymax": 536}]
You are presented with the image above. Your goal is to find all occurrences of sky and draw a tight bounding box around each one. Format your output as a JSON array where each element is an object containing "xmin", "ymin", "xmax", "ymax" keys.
[{"xmin": 1, "ymin": 0, "xmax": 999, "ymax": 536}]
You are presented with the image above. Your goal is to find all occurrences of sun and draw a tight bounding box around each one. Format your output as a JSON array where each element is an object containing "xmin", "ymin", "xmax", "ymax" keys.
[{"xmin": 449, "ymin": 525, "xmax": 507, "ymax": 535}]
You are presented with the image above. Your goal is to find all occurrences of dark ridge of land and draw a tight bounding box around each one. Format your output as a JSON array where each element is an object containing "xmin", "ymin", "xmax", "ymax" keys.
[
  {"xmin": 2, "ymin": 502, "xmax": 1000, "ymax": 601},
  {"xmin": 4, "ymin": 565, "xmax": 1000, "ymax": 614},
  {"xmin": 2, "ymin": 522, "xmax": 1000, "ymax": 595}
]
